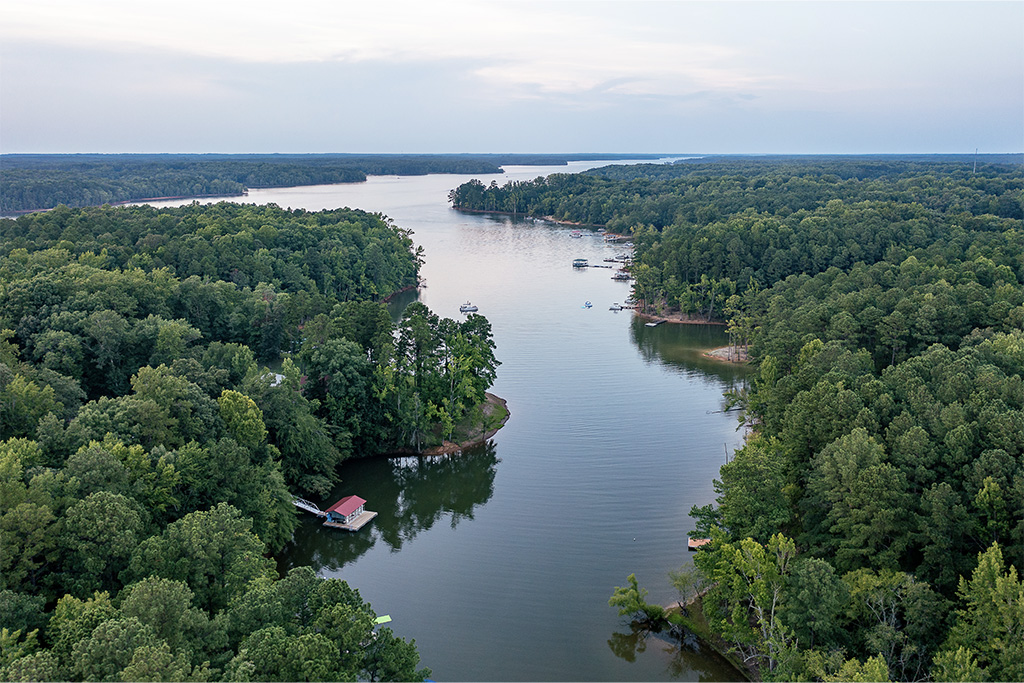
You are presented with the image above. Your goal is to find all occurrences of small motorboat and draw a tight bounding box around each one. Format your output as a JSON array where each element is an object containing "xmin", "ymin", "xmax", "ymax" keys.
[
  {"xmin": 459, "ymin": 302, "xmax": 478, "ymax": 313},
  {"xmin": 609, "ymin": 303, "xmax": 623, "ymax": 311},
  {"xmin": 570, "ymin": 230, "xmax": 583, "ymax": 238},
  {"xmin": 582, "ymin": 301, "xmax": 592, "ymax": 309}
]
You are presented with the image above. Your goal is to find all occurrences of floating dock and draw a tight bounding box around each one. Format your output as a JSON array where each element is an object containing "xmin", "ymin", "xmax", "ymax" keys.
[
  {"xmin": 323, "ymin": 510, "xmax": 378, "ymax": 531},
  {"xmin": 292, "ymin": 494, "xmax": 377, "ymax": 532}
]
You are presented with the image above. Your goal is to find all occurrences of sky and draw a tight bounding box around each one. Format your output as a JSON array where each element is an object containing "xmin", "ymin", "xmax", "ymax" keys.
[{"xmin": 1, "ymin": 1, "xmax": 1021, "ymax": 155}]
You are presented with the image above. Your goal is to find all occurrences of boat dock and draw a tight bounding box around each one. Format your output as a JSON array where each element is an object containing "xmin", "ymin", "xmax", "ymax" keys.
[
  {"xmin": 322, "ymin": 510, "xmax": 378, "ymax": 531},
  {"xmin": 571, "ymin": 261, "xmax": 615, "ymax": 269},
  {"xmin": 292, "ymin": 495, "xmax": 377, "ymax": 532}
]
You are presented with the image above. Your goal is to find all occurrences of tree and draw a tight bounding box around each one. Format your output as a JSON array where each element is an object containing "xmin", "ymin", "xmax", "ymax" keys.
[
  {"xmin": 117, "ymin": 641, "xmax": 202, "ymax": 682},
  {"xmin": 608, "ymin": 573, "xmax": 665, "ymax": 625},
  {"xmin": 0, "ymin": 649, "xmax": 65, "ymax": 682},
  {"xmin": 842, "ymin": 568, "xmax": 946, "ymax": 681},
  {"xmin": 694, "ymin": 534, "xmax": 797, "ymax": 674},
  {"xmin": 362, "ymin": 627, "xmax": 431, "ymax": 683},
  {"xmin": 170, "ymin": 439, "xmax": 296, "ymax": 552},
  {"xmin": 780, "ymin": 556, "xmax": 849, "ymax": 650},
  {"xmin": 225, "ymin": 627, "xmax": 342, "ymax": 682},
  {"xmin": 118, "ymin": 577, "xmax": 210, "ymax": 655},
  {"xmin": 822, "ymin": 655, "xmax": 890, "ymax": 682},
  {"xmin": 936, "ymin": 542, "xmax": 1024, "ymax": 682},
  {"xmin": 46, "ymin": 591, "xmax": 117, "ymax": 661},
  {"xmin": 243, "ymin": 360, "xmax": 341, "ymax": 494},
  {"xmin": 124, "ymin": 504, "xmax": 275, "ymax": 613},
  {"xmin": 802, "ymin": 429, "xmax": 912, "ymax": 574},
  {"xmin": 70, "ymin": 616, "xmax": 159, "ymax": 682},
  {"xmin": 58, "ymin": 491, "xmax": 145, "ymax": 597},
  {"xmin": 0, "ymin": 374, "xmax": 59, "ymax": 440},
  {"xmin": 218, "ymin": 390, "xmax": 267, "ymax": 452},
  {"xmin": 714, "ymin": 436, "xmax": 793, "ymax": 543}
]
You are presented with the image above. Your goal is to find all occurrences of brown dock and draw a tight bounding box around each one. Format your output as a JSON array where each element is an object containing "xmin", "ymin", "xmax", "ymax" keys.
[
  {"xmin": 323, "ymin": 510, "xmax": 378, "ymax": 531},
  {"xmin": 687, "ymin": 537, "xmax": 712, "ymax": 551}
]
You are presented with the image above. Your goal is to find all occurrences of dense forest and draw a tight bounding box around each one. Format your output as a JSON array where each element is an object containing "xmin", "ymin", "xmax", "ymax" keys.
[
  {"xmin": 0, "ymin": 153, "xmax": 667, "ymax": 214},
  {"xmin": 507, "ymin": 158, "xmax": 1024, "ymax": 681},
  {"xmin": 0, "ymin": 202, "xmax": 502, "ymax": 681}
]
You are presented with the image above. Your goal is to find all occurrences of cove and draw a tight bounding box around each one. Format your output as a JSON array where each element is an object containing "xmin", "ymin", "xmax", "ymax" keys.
[{"xmin": 142, "ymin": 160, "xmax": 751, "ymax": 681}]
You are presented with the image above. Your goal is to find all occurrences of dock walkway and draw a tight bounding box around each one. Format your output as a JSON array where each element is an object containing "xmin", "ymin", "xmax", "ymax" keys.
[{"xmin": 292, "ymin": 496, "xmax": 326, "ymax": 517}]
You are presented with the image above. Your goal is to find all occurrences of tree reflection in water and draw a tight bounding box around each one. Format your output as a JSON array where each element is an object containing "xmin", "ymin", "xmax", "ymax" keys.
[
  {"xmin": 608, "ymin": 621, "xmax": 739, "ymax": 682},
  {"xmin": 279, "ymin": 442, "xmax": 500, "ymax": 573}
]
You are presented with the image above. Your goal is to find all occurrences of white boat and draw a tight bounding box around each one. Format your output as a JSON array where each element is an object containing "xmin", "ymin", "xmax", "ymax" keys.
[
  {"xmin": 459, "ymin": 302, "xmax": 478, "ymax": 313},
  {"xmin": 570, "ymin": 230, "xmax": 583, "ymax": 238},
  {"xmin": 609, "ymin": 303, "xmax": 623, "ymax": 311}
]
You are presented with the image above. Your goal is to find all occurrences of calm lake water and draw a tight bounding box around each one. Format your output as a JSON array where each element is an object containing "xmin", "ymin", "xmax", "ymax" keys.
[{"xmin": 143, "ymin": 161, "xmax": 750, "ymax": 682}]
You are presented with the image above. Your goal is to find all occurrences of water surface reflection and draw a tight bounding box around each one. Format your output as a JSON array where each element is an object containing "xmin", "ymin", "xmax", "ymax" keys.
[
  {"xmin": 281, "ymin": 443, "xmax": 499, "ymax": 572},
  {"xmin": 608, "ymin": 623, "xmax": 745, "ymax": 682}
]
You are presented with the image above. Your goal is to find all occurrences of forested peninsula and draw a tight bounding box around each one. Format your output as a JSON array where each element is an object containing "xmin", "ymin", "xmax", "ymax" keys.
[
  {"xmin": 452, "ymin": 157, "xmax": 1024, "ymax": 681},
  {"xmin": 0, "ymin": 153, "xmax": 667, "ymax": 214},
  {"xmin": 0, "ymin": 202, "xmax": 503, "ymax": 681}
]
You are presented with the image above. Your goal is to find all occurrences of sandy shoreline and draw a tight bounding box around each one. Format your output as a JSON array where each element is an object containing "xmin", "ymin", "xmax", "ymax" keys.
[
  {"xmin": 636, "ymin": 311, "xmax": 725, "ymax": 326},
  {"xmin": 703, "ymin": 345, "xmax": 749, "ymax": 363}
]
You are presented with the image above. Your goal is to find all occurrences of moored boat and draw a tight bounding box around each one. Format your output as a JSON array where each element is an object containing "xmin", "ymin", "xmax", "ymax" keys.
[{"xmin": 459, "ymin": 301, "xmax": 478, "ymax": 313}]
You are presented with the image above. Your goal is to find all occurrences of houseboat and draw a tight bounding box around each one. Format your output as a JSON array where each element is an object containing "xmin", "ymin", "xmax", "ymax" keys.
[{"xmin": 572, "ymin": 258, "xmax": 588, "ymax": 268}]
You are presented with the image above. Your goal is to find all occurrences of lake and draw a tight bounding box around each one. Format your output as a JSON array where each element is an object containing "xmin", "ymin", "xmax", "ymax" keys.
[{"xmin": 142, "ymin": 160, "xmax": 750, "ymax": 681}]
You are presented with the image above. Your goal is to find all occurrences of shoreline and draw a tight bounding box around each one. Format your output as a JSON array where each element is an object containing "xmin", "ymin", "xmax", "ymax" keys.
[
  {"xmin": 452, "ymin": 206, "xmax": 606, "ymax": 230},
  {"xmin": 702, "ymin": 345, "xmax": 749, "ymax": 364},
  {"xmin": 663, "ymin": 595, "xmax": 758, "ymax": 681},
  {"xmin": 394, "ymin": 392, "xmax": 510, "ymax": 457},
  {"xmin": 635, "ymin": 310, "xmax": 726, "ymax": 326}
]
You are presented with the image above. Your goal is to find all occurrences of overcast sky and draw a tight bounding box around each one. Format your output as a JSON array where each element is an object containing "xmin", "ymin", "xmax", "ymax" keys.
[{"xmin": 1, "ymin": 1, "xmax": 1021, "ymax": 154}]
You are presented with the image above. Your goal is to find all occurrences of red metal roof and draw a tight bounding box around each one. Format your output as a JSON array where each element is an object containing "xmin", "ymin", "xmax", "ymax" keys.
[{"xmin": 327, "ymin": 495, "xmax": 366, "ymax": 517}]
